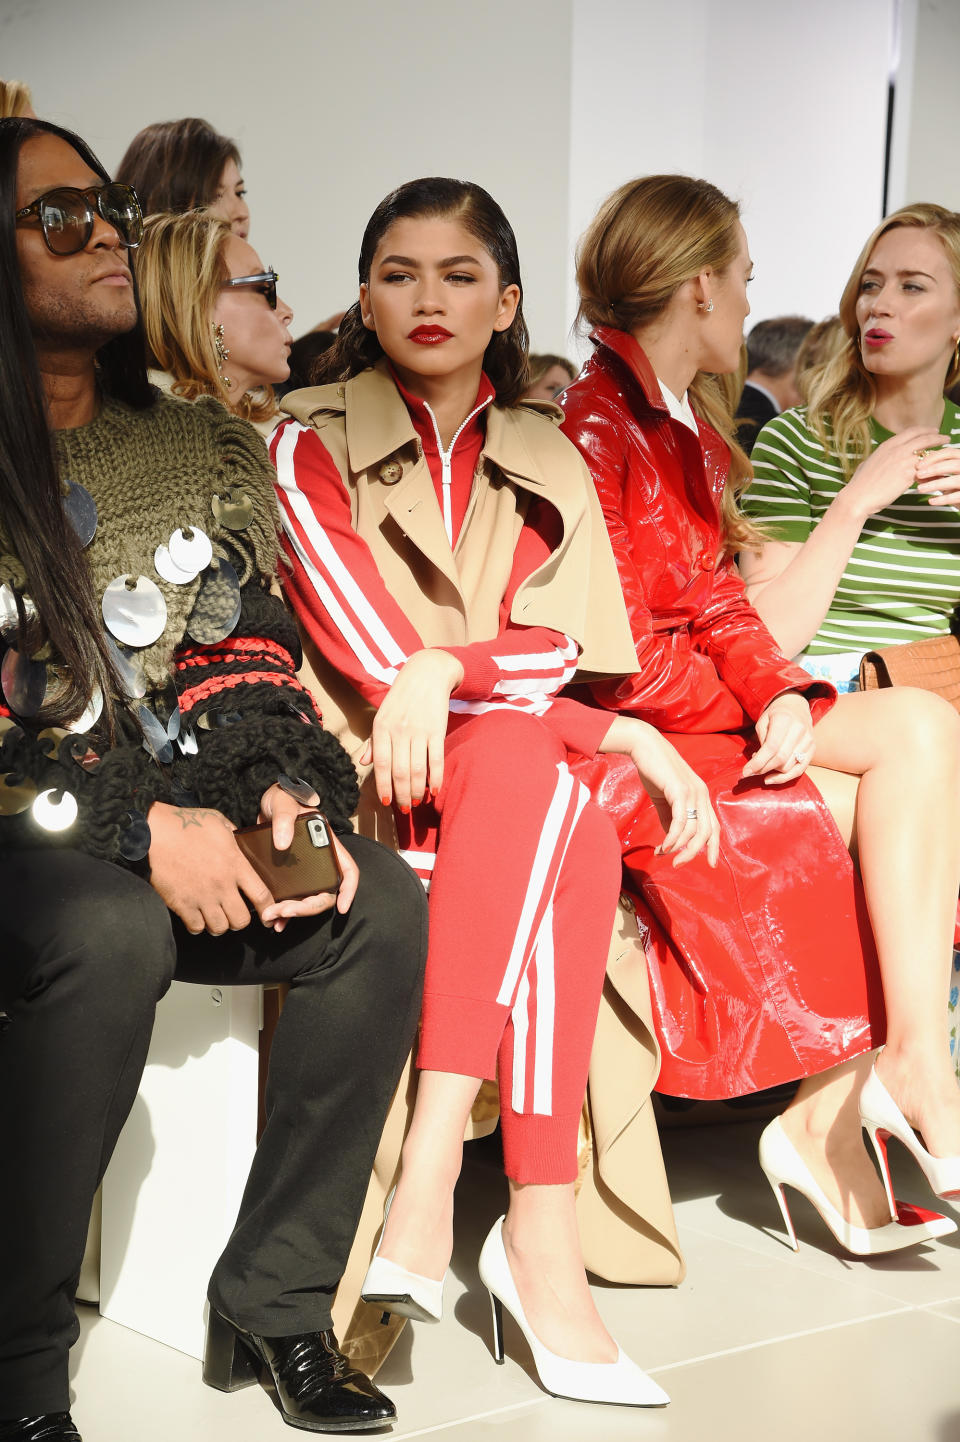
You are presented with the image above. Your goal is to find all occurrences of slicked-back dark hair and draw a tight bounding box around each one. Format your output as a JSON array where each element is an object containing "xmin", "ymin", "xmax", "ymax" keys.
[
  {"xmin": 315, "ymin": 177, "xmax": 530, "ymax": 405},
  {"xmin": 0, "ymin": 116, "xmax": 151, "ymax": 727}
]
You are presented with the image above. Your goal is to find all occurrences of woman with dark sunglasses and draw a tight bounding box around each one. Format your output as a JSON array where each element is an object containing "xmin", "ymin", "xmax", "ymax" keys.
[{"xmin": 135, "ymin": 209, "xmax": 293, "ymax": 435}]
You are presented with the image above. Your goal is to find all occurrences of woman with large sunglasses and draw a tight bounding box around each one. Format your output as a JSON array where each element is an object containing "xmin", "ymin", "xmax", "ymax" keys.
[
  {"xmin": 134, "ymin": 210, "xmax": 294, "ymax": 435},
  {"xmin": 267, "ymin": 176, "xmax": 723, "ymax": 1407}
]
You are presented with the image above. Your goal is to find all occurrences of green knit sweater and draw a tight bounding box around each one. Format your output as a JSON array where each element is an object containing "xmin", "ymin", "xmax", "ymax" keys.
[{"xmin": 0, "ymin": 390, "xmax": 359, "ymax": 861}]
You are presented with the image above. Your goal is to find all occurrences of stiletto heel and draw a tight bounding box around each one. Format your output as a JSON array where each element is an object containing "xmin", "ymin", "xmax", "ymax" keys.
[
  {"xmin": 859, "ymin": 1062, "xmax": 960, "ymax": 1200},
  {"xmin": 360, "ymin": 1187, "xmax": 446, "ymax": 1323},
  {"xmin": 765, "ymin": 1176, "xmax": 799, "ymax": 1252},
  {"xmin": 477, "ymin": 1216, "xmax": 669, "ymax": 1407},
  {"xmin": 202, "ymin": 1307, "xmax": 259, "ymax": 1393},
  {"xmin": 758, "ymin": 1116, "xmax": 956, "ymax": 1255},
  {"xmin": 489, "ymin": 1293, "xmax": 505, "ymax": 1364},
  {"xmin": 862, "ymin": 1119, "xmax": 898, "ymax": 1218}
]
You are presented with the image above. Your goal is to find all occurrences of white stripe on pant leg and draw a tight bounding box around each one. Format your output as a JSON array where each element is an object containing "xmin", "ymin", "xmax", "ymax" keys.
[
  {"xmin": 531, "ymin": 904, "xmax": 555, "ymax": 1115},
  {"xmin": 496, "ymin": 762, "xmax": 582, "ymax": 1007},
  {"xmin": 511, "ymin": 967, "xmax": 531, "ymax": 1115}
]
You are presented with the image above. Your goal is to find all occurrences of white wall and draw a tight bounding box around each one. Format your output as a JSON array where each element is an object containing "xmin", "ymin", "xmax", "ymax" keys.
[
  {"xmin": 2, "ymin": 0, "xmax": 953, "ymax": 360},
  {"xmin": 1, "ymin": 0, "xmax": 575, "ymax": 352},
  {"xmin": 567, "ymin": 0, "xmax": 895, "ymax": 347},
  {"xmin": 894, "ymin": 0, "xmax": 960, "ymax": 212}
]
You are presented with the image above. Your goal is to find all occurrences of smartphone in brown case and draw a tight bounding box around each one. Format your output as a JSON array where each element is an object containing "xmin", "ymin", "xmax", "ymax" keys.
[{"xmin": 235, "ymin": 811, "xmax": 342, "ymax": 900}]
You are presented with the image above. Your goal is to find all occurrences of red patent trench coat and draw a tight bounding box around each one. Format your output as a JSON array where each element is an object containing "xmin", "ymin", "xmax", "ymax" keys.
[{"xmin": 560, "ymin": 328, "xmax": 884, "ymax": 1099}]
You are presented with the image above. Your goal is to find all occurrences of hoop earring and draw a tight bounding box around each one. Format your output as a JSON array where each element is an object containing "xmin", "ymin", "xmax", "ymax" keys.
[
  {"xmin": 698, "ymin": 299, "xmax": 714, "ymax": 313},
  {"xmin": 214, "ymin": 323, "xmax": 233, "ymax": 389}
]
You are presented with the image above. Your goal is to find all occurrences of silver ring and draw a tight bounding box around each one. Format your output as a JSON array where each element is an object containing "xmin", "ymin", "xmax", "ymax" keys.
[
  {"xmin": 794, "ymin": 752, "xmax": 806, "ymax": 765},
  {"xmin": 686, "ymin": 807, "xmax": 698, "ymax": 820}
]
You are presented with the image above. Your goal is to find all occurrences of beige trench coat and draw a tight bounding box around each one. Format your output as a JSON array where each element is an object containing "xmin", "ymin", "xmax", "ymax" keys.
[{"xmin": 280, "ymin": 367, "xmax": 685, "ymax": 1372}]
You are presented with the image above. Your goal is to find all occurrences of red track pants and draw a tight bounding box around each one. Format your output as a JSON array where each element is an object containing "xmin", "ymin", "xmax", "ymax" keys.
[{"xmin": 396, "ymin": 710, "xmax": 621, "ymax": 1184}]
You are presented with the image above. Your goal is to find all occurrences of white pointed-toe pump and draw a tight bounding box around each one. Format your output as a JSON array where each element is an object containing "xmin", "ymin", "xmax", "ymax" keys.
[{"xmin": 477, "ymin": 1216, "xmax": 669, "ymax": 1408}]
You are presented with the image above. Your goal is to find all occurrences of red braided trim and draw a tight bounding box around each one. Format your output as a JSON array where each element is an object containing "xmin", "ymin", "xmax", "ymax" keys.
[
  {"xmin": 179, "ymin": 670, "xmax": 324, "ymax": 723},
  {"xmin": 175, "ymin": 635, "xmax": 293, "ymax": 673}
]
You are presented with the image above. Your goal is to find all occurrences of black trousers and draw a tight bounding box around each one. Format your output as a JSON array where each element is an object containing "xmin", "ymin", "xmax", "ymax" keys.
[{"xmin": 0, "ymin": 835, "xmax": 427, "ymax": 1416}]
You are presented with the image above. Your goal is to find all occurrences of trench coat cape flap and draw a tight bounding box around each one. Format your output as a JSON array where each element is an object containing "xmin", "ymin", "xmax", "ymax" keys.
[{"xmin": 281, "ymin": 362, "xmax": 639, "ymax": 679}]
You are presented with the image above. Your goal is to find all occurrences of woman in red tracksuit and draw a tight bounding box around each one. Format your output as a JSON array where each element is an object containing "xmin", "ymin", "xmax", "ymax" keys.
[
  {"xmin": 560, "ymin": 173, "xmax": 960, "ymax": 1259},
  {"xmin": 269, "ymin": 177, "xmax": 703, "ymax": 1406}
]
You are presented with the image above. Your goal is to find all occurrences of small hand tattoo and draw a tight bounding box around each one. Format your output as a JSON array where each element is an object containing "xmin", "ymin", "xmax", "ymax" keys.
[{"xmin": 172, "ymin": 807, "xmax": 233, "ymax": 831}]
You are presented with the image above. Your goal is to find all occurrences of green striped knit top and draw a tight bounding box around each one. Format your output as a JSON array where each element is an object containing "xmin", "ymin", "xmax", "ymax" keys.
[{"xmin": 744, "ymin": 402, "xmax": 960, "ymax": 655}]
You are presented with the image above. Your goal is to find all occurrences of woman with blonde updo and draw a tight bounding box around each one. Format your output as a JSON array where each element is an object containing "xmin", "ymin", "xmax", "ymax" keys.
[
  {"xmin": 134, "ymin": 209, "xmax": 293, "ymax": 434},
  {"xmin": 560, "ymin": 173, "xmax": 960, "ymax": 1259}
]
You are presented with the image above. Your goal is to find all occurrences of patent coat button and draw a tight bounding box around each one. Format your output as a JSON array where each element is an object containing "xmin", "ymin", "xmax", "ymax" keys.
[
  {"xmin": 102, "ymin": 574, "xmax": 167, "ymax": 647},
  {"xmin": 378, "ymin": 460, "xmax": 403, "ymax": 484},
  {"xmin": 697, "ymin": 549, "xmax": 716, "ymax": 572}
]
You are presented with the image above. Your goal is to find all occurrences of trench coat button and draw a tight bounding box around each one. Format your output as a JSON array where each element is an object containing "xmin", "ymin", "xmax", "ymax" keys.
[
  {"xmin": 697, "ymin": 549, "xmax": 716, "ymax": 572},
  {"xmin": 378, "ymin": 460, "xmax": 403, "ymax": 483}
]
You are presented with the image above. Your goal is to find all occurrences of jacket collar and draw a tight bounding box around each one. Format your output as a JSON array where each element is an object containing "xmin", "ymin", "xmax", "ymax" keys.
[
  {"xmin": 389, "ymin": 365, "xmax": 495, "ymax": 459},
  {"xmin": 343, "ymin": 362, "xmax": 561, "ymax": 494},
  {"xmin": 589, "ymin": 326, "xmax": 671, "ymax": 418}
]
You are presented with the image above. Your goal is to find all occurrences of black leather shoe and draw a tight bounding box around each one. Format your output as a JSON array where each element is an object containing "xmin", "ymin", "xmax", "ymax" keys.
[
  {"xmin": 0, "ymin": 1419, "xmax": 82, "ymax": 1441},
  {"xmin": 203, "ymin": 1306, "xmax": 396, "ymax": 1433}
]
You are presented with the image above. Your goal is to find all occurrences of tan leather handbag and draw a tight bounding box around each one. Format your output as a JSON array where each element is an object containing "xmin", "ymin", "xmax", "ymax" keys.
[{"xmin": 859, "ymin": 633, "xmax": 960, "ymax": 713}]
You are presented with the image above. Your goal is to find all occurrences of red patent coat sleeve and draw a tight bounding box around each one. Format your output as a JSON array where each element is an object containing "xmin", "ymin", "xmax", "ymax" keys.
[{"xmin": 563, "ymin": 409, "xmax": 833, "ymax": 732}]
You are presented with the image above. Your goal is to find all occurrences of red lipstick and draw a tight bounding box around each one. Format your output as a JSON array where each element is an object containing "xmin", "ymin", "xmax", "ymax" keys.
[
  {"xmin": 409, "ymin": 326, "xmax": 453, "ymax": 345},
  {"xmin": 863, "ymin": 328, "xmax": 893, "ymax": 348}
]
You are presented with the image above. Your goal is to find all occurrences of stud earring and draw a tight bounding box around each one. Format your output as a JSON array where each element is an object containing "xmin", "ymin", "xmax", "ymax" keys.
[
  {"xmin": 698, "ymin": 299, "xmax": 714, "ymax": 314},
  {"xmin": 214, "ymin": 323, "xmax": 233, "ymax": 389}
]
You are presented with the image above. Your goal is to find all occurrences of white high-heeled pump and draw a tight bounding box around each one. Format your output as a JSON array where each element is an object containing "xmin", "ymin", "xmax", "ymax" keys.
[
  {"xmin": 360, "ymin": 1188, "xmax": 445, "ymax": 1324},
  {"xmin": 759, "ymin": 1115, "xmax": 956, "ymax": 1255},
  {"xmin": 859, "ymin": 1063, "xmax": 960, "ymax": 1208},
  {"xmin": 477, "ymin": 1216, "xmax": 669, "ymax": 1408}
]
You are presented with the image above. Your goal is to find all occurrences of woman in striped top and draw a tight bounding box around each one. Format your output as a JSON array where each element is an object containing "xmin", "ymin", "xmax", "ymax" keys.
[{"xmin": 741, "ymin": 205, "xmax": 960, "ymax": 688}]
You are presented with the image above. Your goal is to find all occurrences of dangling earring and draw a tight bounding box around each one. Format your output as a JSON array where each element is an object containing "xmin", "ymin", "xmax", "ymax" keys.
[
  {"xmin": 954, "ymin": 336, "xmax": 960, "ymax": 372},
  {"xmin": 698, "ymin": 299, "xmax": 714, "ymax": 313},
  {"xmin": 214, "ymin": 323, "xmax": 233, "ymax": 389}
]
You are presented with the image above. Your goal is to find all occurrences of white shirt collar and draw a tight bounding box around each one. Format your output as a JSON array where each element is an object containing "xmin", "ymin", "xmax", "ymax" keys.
[{"xmin": 656, "ymin": 375, "xmax": 699, "ymax": 434}]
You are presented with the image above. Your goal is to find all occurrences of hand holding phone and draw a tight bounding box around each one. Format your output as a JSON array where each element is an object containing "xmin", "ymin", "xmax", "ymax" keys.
[{"xmin": 235, "ymin": 811, "xmax": 343, "ymax": 900}]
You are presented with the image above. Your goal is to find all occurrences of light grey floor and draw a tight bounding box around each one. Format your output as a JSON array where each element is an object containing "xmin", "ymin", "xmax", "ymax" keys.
[{"xmin": 70, "ymin": 1117, "xmax": 960, "ymax": 1441}]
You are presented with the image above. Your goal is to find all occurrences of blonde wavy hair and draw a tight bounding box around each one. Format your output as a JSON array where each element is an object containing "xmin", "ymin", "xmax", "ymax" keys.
[
  {"xmin": 0, "ymin": 80, "xmax": 33, "ymax": 119},
  {"xmin": 806, "ymin": 204, "xmax": 960, "ymax": 478},
  {"xmin": 134, "ymin": 210, "xmax": 276, "ymax": 425},
  {"xmin": 576, "ymin": 174, "xmax": 762, "ymax": 554}
]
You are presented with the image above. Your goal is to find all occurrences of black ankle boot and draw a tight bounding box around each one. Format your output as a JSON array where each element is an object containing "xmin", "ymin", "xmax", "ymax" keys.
[
  {"xmin": 0, "ymin": 1418, "xmax": 82, "ymax": 1441},
  {"xmin": 203, "ymin": 1307, "xmax": 396, "ymax": 1432}
]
